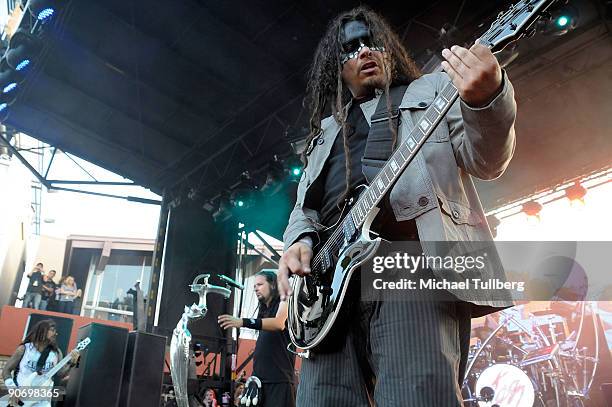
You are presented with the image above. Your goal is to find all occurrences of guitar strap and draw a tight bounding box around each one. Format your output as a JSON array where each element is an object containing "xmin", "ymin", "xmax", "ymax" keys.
[{"xmin": 361, "ymin": 85, "xmax": 408, "ymax": 183}]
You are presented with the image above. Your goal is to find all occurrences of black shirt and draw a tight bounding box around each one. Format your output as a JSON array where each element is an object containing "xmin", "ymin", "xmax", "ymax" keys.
[
  {"xmin": 26, "ymin": 271, "xmax": 44, "ymax": 294},
  {"xmin": 318, "ymin": 98, "xmax": 371, "ymax": 227},
  {"xmin": 252, "ymin": 299, "xmax": 295, "ymax": 383},
  {"xmin": 41, "ymin": 279, "xmax": 57, "ymax": 300}
]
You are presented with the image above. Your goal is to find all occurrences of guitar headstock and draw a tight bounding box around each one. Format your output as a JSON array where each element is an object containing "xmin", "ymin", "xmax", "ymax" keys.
[
  {"xmin": 479, "ymin": 0, "xmax": 559, "ymax": 52},
  {"xmin": 75, "ymin": 337, "xmax": 91, "ymax": 351}
]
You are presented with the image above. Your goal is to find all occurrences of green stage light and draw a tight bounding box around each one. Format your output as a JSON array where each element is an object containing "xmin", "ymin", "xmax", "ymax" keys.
[
  {"xmin": 291, "ymin": 167, "xmax": 302, "ymax": 177},
  {"xmin": 236, "ymin": 200, "xmax": 245, "ymax": 207},
  {"xmin": 556, "ymin": 15, "xmax": 569, "ymax": 27}
]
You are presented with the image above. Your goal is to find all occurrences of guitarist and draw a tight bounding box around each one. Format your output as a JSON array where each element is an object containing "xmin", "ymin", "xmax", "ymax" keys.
[
  {"xmin": 2, "ymin": 320, "xmax": 79, "ymax": 407},
  {"xmin": 277, "ymin": 6, "xmax": 516, "ymax": 407}
]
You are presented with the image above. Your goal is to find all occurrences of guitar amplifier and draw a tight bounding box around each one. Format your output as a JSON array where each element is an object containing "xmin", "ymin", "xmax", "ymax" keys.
[
  {"xmin": 64, "ymin": 323, "xmax": 129, "ymax": 407},
  {"xmin": 119, "ymin": 331, "xmax": 167, "ymax": 407}
]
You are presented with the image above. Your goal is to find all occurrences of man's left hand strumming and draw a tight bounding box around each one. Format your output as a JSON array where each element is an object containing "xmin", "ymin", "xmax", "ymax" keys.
[{"xmin": 441, "ymin": 42, "xmax": 503, "ymax": 108}]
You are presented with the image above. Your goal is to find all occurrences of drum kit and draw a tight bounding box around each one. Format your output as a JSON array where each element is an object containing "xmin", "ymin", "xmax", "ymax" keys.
[{"xmin": 462, "ymin": 302, "xmax": 602, "ymax": 407}]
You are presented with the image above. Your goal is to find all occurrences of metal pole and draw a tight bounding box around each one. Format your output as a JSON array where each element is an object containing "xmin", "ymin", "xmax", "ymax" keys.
[{"xmin": 147, "ymin": 195, "xmax": 170, "ymax": 332}]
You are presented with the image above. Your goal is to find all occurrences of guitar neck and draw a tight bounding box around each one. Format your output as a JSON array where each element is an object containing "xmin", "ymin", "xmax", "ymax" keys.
[
  {"xmin": 348, "ymin": 81, "xmax": 460, "ymax": 230},
  {"xmin": 44, "ymin": 352, "xmax": 74, "ymax": 379}
]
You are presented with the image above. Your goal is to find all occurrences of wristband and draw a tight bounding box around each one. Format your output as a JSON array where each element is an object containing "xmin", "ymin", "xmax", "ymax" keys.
[
  {"xmin": 4, "ymin": 378, "xmax": 16, "ymax": 388},
  {"xmin": 298, "ymin": 236, "xmax": 313, "ymax": 248},
  {"xmin": 242, "ymin": 318, "xmax": 262, "ymax": 330}
]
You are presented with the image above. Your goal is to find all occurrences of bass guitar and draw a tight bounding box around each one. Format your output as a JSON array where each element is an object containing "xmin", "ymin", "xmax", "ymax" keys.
[{"xmin": 0, "ymin": 337, "xmax": 91, "ymax": 407}]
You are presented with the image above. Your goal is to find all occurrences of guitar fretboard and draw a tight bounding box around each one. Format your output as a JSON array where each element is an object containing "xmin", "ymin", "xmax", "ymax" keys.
[{"xmin": 347, "ymin": 81, "xmax": 460, "ymax": 230}]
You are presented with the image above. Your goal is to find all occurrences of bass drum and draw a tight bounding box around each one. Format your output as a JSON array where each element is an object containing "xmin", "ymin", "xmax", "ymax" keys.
[{"xmin": 475, "ymin": 364, "xmax": 537, "ymax": 407}]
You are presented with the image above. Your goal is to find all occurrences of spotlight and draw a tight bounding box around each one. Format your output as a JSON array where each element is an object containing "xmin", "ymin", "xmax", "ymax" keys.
[
  {"xmin": 0, "ymin": 59, "xmax": 24, "ymax": 105},
  {"xmin": 0, "ymin": 102, "xmax": 9, "ymax": 121},
  {"xmin": 6, "ymin": 30, "xmax": 40, "ymax": 72},
  {"xmin": 2, "ymin": 82, "xmax": 17, "ymax": 94},
  {"xmin": 15, "ymin": 59, "xmax": 30, "ymax": 71},
  {"xmin": 565, "ymin": 181, "xmax": 587, "ymax": 207},
  {"xmin": 28, "ymin": 0, "xmax": 59, "ymax": 22},
  {"xmin": 556, "ymin": 15, "xmax": 570, "ymax": 27},
  {"xmin": 522, "ymin": 201, "xmax": 543, "ymax": 222},
  {"xmin": 543, "ymin": 5, "xmax": 578, "ymax": 36},
  {"xmin": 285, "ymin": 155, "xmax": 303, "ymax": 182},
  {"xmin": 230, "ymin": 172, "xmax": 256, "ymax": 209}
]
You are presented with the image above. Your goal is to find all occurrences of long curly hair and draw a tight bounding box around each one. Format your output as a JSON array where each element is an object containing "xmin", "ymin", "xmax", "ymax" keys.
[
  {"xmin": 303, "ymin": 6, "xmax": 421, "ymax": 203},
  {"xmin": 21, "ymin": 319, "xmax": 60, "ymax": 374}
]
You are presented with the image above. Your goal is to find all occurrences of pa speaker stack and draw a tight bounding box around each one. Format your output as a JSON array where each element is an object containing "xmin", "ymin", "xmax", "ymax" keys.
[{"xmin": 63, "ymin": 323, "xmax": 166, "ymax": 407}]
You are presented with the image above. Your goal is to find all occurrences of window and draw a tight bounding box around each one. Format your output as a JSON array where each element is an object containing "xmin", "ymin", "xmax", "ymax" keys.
[{"xmin": 82, "ymin": 250, "xmax": 152, "ymax": 324}]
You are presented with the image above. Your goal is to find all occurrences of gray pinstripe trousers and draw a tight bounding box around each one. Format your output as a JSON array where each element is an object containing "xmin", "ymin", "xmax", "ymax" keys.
[{"xmin": 296, "ymin": 278, "xmax": 471, "ymax": 407}]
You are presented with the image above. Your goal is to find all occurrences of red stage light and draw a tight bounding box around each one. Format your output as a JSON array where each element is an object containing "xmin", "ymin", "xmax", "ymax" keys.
[{"xmin": 565, "ymin": 182, "xmax": 587, "ymax": 205}]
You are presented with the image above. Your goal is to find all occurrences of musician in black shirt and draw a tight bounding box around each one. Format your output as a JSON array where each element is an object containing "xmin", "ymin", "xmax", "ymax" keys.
[{"xmin": 218, "ymin": 270, "xmax": 295, "ymax": 407}]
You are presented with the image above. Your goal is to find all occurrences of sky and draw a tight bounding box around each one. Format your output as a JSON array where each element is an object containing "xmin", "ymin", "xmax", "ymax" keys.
[{"xmin": 19, "ymin": 135, "xmax": 161, "ymax": 240}]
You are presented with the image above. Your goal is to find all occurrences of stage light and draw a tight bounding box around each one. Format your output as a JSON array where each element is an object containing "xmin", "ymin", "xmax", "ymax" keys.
[
  {"xmin": 37, "ymin": 8, "xmax": 54, "ymax": 20},
  {"xmin": 565, "ymin": 181, "xmax": 587, "ymax": 206},
  {"xmin": 15, "ymin": 59, "xmax": 30, "ymax": 71},
  {"xmin": 3, "ymin": 82, "xmax": 17, "ymax": 94},
  {"xmin": 543, "ymin": 5, "xmax": 578, "ymax": 36},
  {"xmin": 0, "ymin": 102, "xmax": 9, "ymax": 122},
  {"xmin": 285, "ymin": 155, "xmax": 303, "ymax": 182},
  {"xmin": 236, "ymin": 200, "xmax": 245, "ymax": 207},
  {"xmin": 0, "ymin": 59, "xmax": 26, "ymax": 100},
  {"xmin": 28, "ymin": 0, "xmax": 59, "ymax": 22},
  {"xmin": 522, "ymin": 201, "xmax": 543, "ymax": 223},
  {"xmin": 6, "ymin": 30, "xmax": 40, "ymax": 72},
  {"xmin": 556, "ymin": 15, "xmax": 569, "ymax": 27}
]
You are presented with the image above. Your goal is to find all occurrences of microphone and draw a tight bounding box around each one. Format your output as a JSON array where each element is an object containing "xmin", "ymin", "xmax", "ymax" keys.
[{"xmin": 218, "ymin": 274, "xmax": 244, "ymax": 290}]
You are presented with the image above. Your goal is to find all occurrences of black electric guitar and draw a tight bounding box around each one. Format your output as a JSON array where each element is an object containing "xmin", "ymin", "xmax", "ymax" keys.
[{"xmin": 287, "ymin": 0, "xmax": 559, "ymax": 352}]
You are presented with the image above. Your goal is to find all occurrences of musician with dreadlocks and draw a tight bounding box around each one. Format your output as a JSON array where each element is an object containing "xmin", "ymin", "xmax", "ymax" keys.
[
  {"xmin": 218, "ymin": 270, "xmax": 296, "ymax": 406},
  {"xmin": 277, "ymin": 6, "xmax": 516, "ymax": 407},
  {"xmin": 2, "ymin": 319, "xmax": 79, "ymax": 407}
]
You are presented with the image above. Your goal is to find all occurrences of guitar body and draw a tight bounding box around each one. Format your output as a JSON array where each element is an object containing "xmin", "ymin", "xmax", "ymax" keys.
[
  {"xmin": 0, "ymin": 338, "xmax": 90, "ymax": 407},
  {"xmin": 0, "ymin": 376, "xmax": 53, "ymax": 407},
  {"xmin": 288, "ymin": 208, "xmax": 381, "ymax": 350}
]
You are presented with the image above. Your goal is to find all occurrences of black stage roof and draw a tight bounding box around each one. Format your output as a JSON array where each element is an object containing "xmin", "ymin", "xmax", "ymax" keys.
[{"xmin": 4, "ymin": 0, "xmax": 612, "ymax": 221}]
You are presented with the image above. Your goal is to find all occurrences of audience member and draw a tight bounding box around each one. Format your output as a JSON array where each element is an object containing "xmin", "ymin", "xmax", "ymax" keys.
[
  {"xmin": 57, "ymin": 276, "xmax": 78, "ymax": 314},
  {"xmin": 23, "ymin": 262, "xmax": 44, "ymax": 309},
  {"xmin": 40, "ymin": 270, "xmax": 57, "ymax": 311}
]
